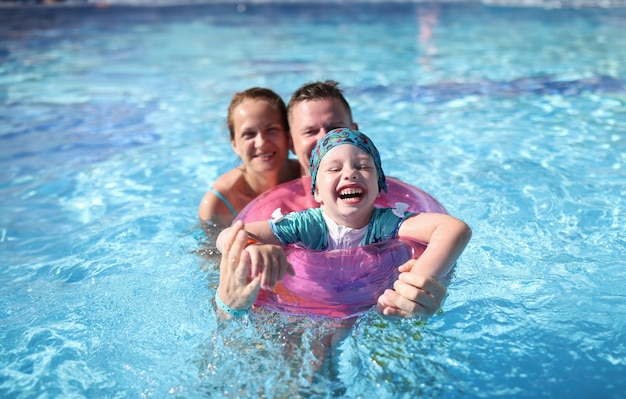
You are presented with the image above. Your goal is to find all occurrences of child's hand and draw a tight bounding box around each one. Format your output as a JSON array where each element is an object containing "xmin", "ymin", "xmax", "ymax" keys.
[
  {"xmin": 245, "ymin": 244, "xmax": 295, "ymax": 290},
  {"xmin": 376, "ymin": 273, "xmax": 446, "ymax": 318}
]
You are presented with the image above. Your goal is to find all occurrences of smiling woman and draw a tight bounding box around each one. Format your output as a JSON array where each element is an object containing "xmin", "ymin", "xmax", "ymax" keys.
[{"xmin": 197, "ymin": 87, "xmax": 300, "ymax": 227}]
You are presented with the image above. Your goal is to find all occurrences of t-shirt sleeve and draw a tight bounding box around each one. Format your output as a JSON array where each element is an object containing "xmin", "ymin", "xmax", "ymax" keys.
[
  {"xmin": 269, "ymin": 208, "xmax": 327, "ymax": 250},
  {"xmin": 365, "ymin": 208, "xmax": 417, "ymax": 244}
]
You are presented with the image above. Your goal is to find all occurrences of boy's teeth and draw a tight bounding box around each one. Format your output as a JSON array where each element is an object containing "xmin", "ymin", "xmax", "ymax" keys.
[{"xmin": 339, "ymin": 188, "xmax": 362, "ymax": 199}]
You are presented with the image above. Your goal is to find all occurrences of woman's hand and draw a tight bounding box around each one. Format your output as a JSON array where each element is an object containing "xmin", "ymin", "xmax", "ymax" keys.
[{"xmin": 215, "ymin": 221, "xmax": 261, "ymax": 318}]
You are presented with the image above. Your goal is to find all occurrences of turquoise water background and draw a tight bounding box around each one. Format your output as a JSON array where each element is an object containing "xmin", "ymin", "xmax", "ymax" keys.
[{"xmin": 1, "ymin": 3, "xmax": 625, "ymax": 398}]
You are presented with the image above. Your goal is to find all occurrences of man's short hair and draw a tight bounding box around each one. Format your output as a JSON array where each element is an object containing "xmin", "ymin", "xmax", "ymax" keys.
[{"xmin": 287, "ymin": 80, "xmax": 353, "ymax": 122}]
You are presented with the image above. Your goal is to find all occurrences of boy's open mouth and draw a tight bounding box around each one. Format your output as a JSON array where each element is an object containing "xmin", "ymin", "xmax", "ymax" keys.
[{"xmin": 338, "ymin": 187, "xmax": 363, "ymax": 200}]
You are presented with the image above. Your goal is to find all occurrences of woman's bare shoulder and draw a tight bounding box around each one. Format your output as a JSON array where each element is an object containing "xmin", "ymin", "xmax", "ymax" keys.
[
  {"xmin": 198, "ymin": 168, "xmax": 244, "ymax": 221},
  {"xmin": 212, "ymin": 167, "xmax": 245, "ymax": 192}
]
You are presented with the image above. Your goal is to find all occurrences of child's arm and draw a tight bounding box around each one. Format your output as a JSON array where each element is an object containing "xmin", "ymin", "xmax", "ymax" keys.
[
  {"xmin": 216, "ymin": 220, "xmax": 281, "ymax": 251},
  {"xmin": 216, "ymin": 221, "xmax": 293, "ymax": 290},
  {"xmin": 396, "ymin": 212, "xmax": 472, "ymax": 279},
  {"xmin": 377, "ymin": 212, "xmax": 471, "ymax": 319}
]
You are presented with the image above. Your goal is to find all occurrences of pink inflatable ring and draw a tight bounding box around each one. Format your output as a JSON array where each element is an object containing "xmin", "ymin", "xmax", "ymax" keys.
[{"xmin": 235, "ymin": 177, "xmax": 448, "ymax": 319}]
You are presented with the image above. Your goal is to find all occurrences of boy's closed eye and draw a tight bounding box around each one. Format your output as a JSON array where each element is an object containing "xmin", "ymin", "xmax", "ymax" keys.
[
  {"xmin": 323, "ymin": 161, "xmax": 342, "ymax": 173},
  {"xmin": 355, "ymin": 157, "xmax": 375, "ymax": 170}
]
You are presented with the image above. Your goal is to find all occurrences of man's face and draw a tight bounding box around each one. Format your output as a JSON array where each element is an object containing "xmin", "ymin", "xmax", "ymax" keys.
[{"xmin": 288, "ymin": 98, "xmax": 357, "ymax": 176}]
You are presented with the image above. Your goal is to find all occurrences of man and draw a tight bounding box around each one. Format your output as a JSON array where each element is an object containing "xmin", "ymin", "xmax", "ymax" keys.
[
  {"xmin": 216, "ymin": 80, "xmax": 468, "ymax": 319},
  {"xmin": 287, "ymin": 80, "xmax": 358, "ymax": 176}
]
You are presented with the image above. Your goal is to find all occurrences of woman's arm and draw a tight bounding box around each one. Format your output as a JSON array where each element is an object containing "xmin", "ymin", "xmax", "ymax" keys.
[{"xmin": 215, "ymin": 221, "xmax": 262, "ymax": 319}]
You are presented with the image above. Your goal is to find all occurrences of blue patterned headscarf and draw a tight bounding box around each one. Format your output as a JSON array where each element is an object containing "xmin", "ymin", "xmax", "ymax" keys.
[{"xmin": 309, "ymin": 128, "xmax": 387, "ymax": 196}]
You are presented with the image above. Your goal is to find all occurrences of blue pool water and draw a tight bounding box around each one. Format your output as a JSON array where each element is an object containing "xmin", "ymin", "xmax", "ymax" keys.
[{"xmin": 1, "ymin": 2, "xmax": 626, "ymax": 398}]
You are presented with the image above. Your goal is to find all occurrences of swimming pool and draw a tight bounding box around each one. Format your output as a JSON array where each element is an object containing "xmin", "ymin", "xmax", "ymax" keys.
[{"xmin": 1, "ymin": 2, "xmax": 625, "ymax": 398}]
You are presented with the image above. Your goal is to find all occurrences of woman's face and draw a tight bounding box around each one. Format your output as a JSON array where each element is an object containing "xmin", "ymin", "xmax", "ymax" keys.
[
  {"xmin": 231, "ymin": 99, "xmax": 290, "ymax": 175},
  {"xmin": 313, "ymin": 144, "xmax": 379, "ymax": 229}
]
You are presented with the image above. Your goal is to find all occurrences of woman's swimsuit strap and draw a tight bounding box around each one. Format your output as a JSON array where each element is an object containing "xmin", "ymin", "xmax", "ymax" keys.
[{"xmin": 209, "ymin": 187, "xmax": 237, "ymax": 217}]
